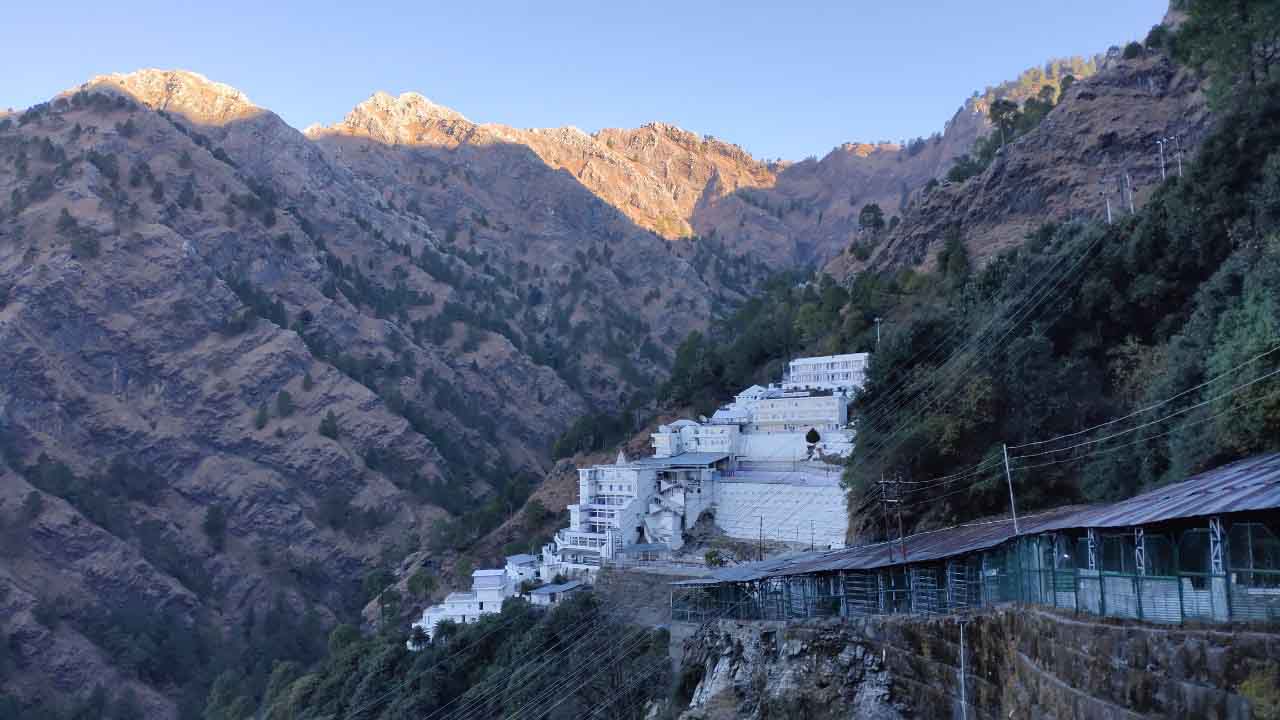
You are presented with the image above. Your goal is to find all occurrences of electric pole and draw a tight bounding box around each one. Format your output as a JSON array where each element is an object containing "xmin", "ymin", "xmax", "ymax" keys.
[
  {"xmin": 759, "ymin": 516, "xmax": 764, "ymax": 561},
  {"xmin": 1124, "ymin": 170, "xmax": 1135, "ymax": 213},
  {"xmin": 874, "ymin": 317, "xmax": 882, "ymax": 350},
  {"xmin": 1002, "ymin": 443, "xmax": 1020, "ymax": 535},
  {"xmin": 1174, "ymin": 134, "xmax": 1183, "ymax": 178},
  {"xmin": 1156, "ymin": 138, "xmax": 1168, "ymax": 181}
]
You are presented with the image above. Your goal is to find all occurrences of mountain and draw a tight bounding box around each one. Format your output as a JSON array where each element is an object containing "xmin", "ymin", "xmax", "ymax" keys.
[
  {"xmin": 0, "ymin": 69, "xmax": 745, "ymax": 717},
  {"xmin": 0, "ymin": 48, "xmax": 1141, "ymax": 718},
  {"xmin": 827, "ymin": 47, "xmax": 1208, "ymax": 276}
]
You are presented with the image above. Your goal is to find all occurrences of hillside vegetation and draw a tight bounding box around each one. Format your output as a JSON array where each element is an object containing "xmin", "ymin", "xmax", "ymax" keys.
[{"xmin": 667, "ymin": 1, "xmax": 1280, "ymax": 537}]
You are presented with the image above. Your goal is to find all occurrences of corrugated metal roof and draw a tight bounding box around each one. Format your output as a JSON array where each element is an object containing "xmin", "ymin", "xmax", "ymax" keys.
[
  {"xmin": 675, "ymin": 453, "xmax": 1280, "ymax": 586},
  {"xmin": 531, "ymin": 580, "xmax": 585, "ymax": 595}
]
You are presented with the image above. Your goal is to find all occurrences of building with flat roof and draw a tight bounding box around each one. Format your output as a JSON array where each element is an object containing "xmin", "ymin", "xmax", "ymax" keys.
[{"xmin": 783, "ymin": 353, "xmax": 869, "ymax": 391}]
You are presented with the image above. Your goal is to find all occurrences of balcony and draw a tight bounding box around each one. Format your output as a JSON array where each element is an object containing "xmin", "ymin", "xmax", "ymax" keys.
[{"xmin": 556, "ymin": 529, "xmax": 609, "ymax": 550}]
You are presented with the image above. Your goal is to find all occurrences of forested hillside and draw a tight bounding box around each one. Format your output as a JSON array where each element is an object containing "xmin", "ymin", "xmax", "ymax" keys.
[{"xmin": 213, "ymin": 594, "xmax": 669, "ymax": 720}]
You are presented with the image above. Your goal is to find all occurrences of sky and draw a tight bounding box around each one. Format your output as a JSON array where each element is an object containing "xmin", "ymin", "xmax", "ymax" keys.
[{"xmin": 2, "ymin": 1, "xmax": 1167, "ymax": 160}]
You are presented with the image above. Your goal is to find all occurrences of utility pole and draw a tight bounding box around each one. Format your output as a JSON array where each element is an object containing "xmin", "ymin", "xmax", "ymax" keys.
[
  {"xmin": 891, "ymin": 472, "xmax": 908, "ymax": 563},
  {"xmin": 1002, "ymin": 444, "xmax": 1021, "ymax": 535},
  {"xmin": 874, "ymin": 317, "xmax": 882, "ymax": 350},
  {"xmin": 959, "ymin": 620, "xmax": 968, "ymax": 720},
  {"xmin": 1157, "ymin": 138, "xmax": 1168, "ymax": 181},
  {"xmin": 759, "ymin": 516, "xmax": 764, "ymax": 562},
  {"xmin": 810, "ymin": 520, "xmax": 815, "ymax": 551},
  {"xmin": 879, "ymin": 473, "xmax": 891, "ymax": 545},
  {"xmin": 1098, "ymin": 181, "xmax": 1112, "ymax": 225},
  {"xmin": 1174, "ymin": 134, "xmax": 1183, "ymax": 178},
  {"xmin": 1125, "ymin": 171, "xmax": 1135, "ymax": 213}
]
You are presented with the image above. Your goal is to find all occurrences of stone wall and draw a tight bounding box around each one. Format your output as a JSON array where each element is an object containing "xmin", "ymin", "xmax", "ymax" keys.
[{"xmin": 675, "ymin": 607, "xmax": 1279, "ymax": 719}]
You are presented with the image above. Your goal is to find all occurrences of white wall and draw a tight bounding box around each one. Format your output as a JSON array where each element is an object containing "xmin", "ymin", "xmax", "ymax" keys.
[{"xmin": 712, "ymin": 481, "xmax": 848, "ymax": 548}]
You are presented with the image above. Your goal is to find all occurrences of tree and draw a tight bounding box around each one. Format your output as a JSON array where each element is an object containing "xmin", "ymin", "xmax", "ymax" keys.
[
  {"xmin": 858, "ymin": 203, "xmax": 886, "ymax": 234},
  {"xmin": 805, "ymin": 428, "xmax": 821, "ymax": 445},
  {"xmin": 407, "ymin": 569, "xmax": 437, "ymax": 599},
  {"xmin": 254, "ymin": 403, "xmax": 270, "ymax": 430},
  {"xmin": 937, "ymin": 228, "xmax": 971, "ymax": 284},
  {"xmin": 203, "ymin": 505, "xmax": 228, "ymax": 552},
  {"xmin": 276, "ymin": 390, "xmax": 295, "ymax": 418},
  {"xmin": 1178, "ymin": 0, "xmax": 1280, "ymax": 104},
  {"xmin": 455, "ymin": 558, "xmax": 474, "ymax": 580},
  {"xmin": 1123, "ymin": 41, "xmax": 1144, "ymax": 60},
  {"xmin": 989, "ymin": 98, "xmax": 1020, "ymax": 146},
  {"xmin": 704, "ymin": 549, "xmax": 725, "ymax": 567},
  {"xmin": 56, "ymin": 208, "xmax": 77, "ymax": 235},
  {"xmin": 177, "ymin": 178, "xmax": 195, "ymax": 209},
  {"xmin": 327, "ymin": 624, "xmax": 360, "ymax": 655},
  {"xmin": 302, "ymin": 372, "xmax": 315, "ymax": 392},
  {"xmin": 1059, "ymin": 74, "xmax": 1077, "ymax": 96},
  {"xmin": 319, "ymin": 410, "xmax": 339, "ymax": 439}
]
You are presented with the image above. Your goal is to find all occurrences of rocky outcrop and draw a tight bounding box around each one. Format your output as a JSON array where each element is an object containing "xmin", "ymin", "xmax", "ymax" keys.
[
  {"xmin": 830, "ymin": 50, "xmax": 1209, "ymax": 275},
  {"xmin": 677, "ymin": 609, "xmax": 1277, "ymax": 719},
  {"xmin": 677, "ymin": 619, "xmax": 902, "ymax": 719}
]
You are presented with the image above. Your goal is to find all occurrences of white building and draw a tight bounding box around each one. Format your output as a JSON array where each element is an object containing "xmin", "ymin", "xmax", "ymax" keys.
[
  {"xmin": 545, "ymin": 354, "xmax": 871, "ymax": 571},
  {"xmin": 783, "ymin": 353, "xmax": 869, "ymax": 391},
  {"xmin": 544, "ymin": 450, "xmax": 724, "ymax": 574},
  {"xmin": 505, "ymin": 553, "xmax": 540, "ymax": 587},
  {"xmin": 754, "ymin": 390, "xmax": 848, "ymax": 433},
  {"xmin": 410, "ymin": 568, "xmax": 515, "ymax": 642}
]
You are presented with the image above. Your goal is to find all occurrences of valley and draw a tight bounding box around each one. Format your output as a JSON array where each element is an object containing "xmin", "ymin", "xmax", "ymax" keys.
[{"xmin": 3, "ymin": 1, "xmax": 1280, "ymax": 718}]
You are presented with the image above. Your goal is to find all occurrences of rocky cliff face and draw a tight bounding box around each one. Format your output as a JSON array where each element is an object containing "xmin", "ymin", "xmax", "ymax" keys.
[
  {"xmin": 676, "ymin": 609, "xmax": 1276, "ymax": 719},
  {"xmin": 827, "ymin": 49, "xmax": 1209, "ymax": 276}
]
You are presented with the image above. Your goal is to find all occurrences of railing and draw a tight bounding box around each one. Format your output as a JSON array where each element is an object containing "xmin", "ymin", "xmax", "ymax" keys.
[{"xmin": 671, "ymin": 557, "xmax": 1280, "ymax": 625}]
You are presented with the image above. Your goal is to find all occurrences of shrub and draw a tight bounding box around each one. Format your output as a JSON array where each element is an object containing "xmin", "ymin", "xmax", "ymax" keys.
[
  {"xmin": 276, "ymin": 390, "xmax": 295, "ymax": 418},
  {"xmin": 1145, "ymin": 24, "xmax": 1169, "ymax": 50},
  {"xmin": 254, "ymin": 403, "xmax": 269, "ymax": 430},
  {"xmin": 202, "ymin": 505, "xmax": 227, "ymax": 552},
  {"xmin": 319, "ymin": 411, "xmax": 339, "ymax": 440},
  {"xmin": 1123, "ymin": 41, "xmax": 1143, "ymax": 59}
]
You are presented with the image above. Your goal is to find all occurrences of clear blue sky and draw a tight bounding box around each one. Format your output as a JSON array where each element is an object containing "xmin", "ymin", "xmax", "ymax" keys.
[{"xmin": 3, "ymin": 1, "xmax": 1166, "ymax": 160}]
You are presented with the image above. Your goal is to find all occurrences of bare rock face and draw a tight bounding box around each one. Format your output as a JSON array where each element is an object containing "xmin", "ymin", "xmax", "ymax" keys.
[
  {"xmin": 308, "ymin": 90, "xmax": 990, "ymax": 269},
  {"xmin": 677, "ymin": 619, "xmax": 903, "ymax": 720}
]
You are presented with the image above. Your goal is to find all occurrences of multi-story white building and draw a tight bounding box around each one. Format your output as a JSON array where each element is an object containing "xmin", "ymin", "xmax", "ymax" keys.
[
  {"xmin": 411, "ymin": 567, "xmax": 515, "ymax": 642},
  {"xmin": 544, "ymin": 450, "xmax": 726, "ymax": 574},
  {"xmin": 545, "ymin": 354, "xmax": 872, "ymax": 572},
  {"xmin": 754, "ymin": 390, "xmax": 848, "ymax": 433},
  {"xmin": 783, "ymin": 353, "xmax": 869, "ymax": 391}
]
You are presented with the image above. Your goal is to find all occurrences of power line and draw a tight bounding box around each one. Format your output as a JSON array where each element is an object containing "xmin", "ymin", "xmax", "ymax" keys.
[
  {"xmin": 1010, "ymin": 364, "xmax": 1280, "ymax": 461},
  {"xmin": 1011, "ymin": 384, "xmax": 1280, "ymax": 473},
  {"xmin": 1009, "ymin": 341, "xmax": 1280, "ymax": 450},
  {"xmin": 849, "ymin": 224, "xmax": 1108, "ymax": 470},
  {"xmin": 337, "ymin": 600, "xmax": 536, "ymax": 720}
]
